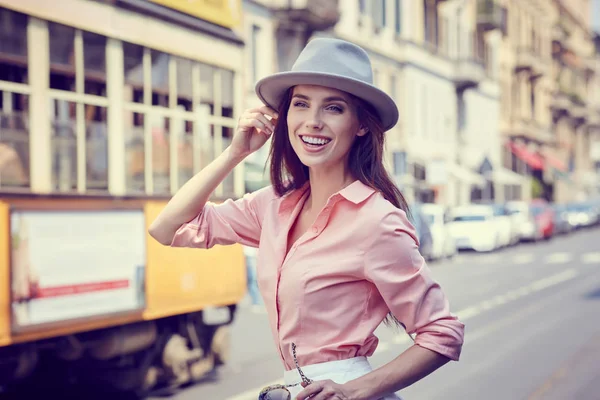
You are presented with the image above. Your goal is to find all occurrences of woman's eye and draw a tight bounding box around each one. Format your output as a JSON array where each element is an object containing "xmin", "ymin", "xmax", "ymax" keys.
[
  {"xmin": 293, "ymin": 101, "xmax": 308, "ymax": 108},
  {"xmin": 327, "ymin": 105, "xmax": 343, "ymax": 113}
]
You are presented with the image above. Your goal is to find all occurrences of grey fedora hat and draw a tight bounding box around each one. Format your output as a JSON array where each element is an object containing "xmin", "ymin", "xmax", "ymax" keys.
[{"xmin": 255, "ymin": 38, "xmax": 399, "ymax": 131}]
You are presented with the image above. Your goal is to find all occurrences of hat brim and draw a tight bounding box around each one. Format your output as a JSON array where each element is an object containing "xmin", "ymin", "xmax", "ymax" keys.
[{"xmin": 255, "ymin": 71, "xmax": 399, "ymax": 131}]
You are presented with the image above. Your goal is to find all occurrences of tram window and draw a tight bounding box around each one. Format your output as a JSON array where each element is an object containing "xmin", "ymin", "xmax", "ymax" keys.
[
  {"xmin": 125, "ymin": 111, "xmax": 145, "ymax": 193},
  {"xmin": 124, "ymin": 42, "xmax": 144, "ymax": 103},
  {"xmin": 150, "ymin": 49, "xmax": 170, "ymax": 107},
  {"xmin": 49, "ymin": 22, "xmax": 76, "ymax": 92},
  {"xmin": 199, "ymin": 63, "xmax": 214, "ymax": 105},
  {"xmin": 0, "ymin": 92, "xmax": 29, "ymax": 188},
  {"xmin": 51, "ymin": 99, "xmax": 78, "ymax": 191},
  {"xmin": 0, "ymin": 8, "xmax": 29, "ymax": 189},
  {"xmin": 83, "ymin": 31, "xmax": 106, "ymax": 96},
  {"xmin": 86, "ymin": 105, "xmax": 108, "ymax": 190},
  {"xmin": 175, "ymin": 56, "xmax": 193, "ymax": 105},
  {"xmin": 221, "ymin": 69, "xmax": 234, "ymax": 116},
  {"xmin": 0, "ymin": 8, "xmax": 28, "ymax": 60},
  {"xmin": 150, "ymin": 114, "xmax": 170, "ymax": 194}
]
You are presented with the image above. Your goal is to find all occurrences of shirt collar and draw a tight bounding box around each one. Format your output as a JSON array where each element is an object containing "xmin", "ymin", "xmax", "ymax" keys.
[
  {"xmin": 278, "ymin": 180, "xmax": 375, "ymax": 215},
  {"xmin": 337, "ymin": 180, "xmax": 376, "ymax": 204},
  {"xmin": 278, "ymin": 181, "xmax": 311, "ymax": 215}
]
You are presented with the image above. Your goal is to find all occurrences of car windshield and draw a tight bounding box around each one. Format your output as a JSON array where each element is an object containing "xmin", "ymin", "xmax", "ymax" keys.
[
  {"xmin": 530, "ymin": 205, "xmax": 544, "ymax": 216},
  {"xmin": 422, "ymin": 213, "xmax": 435, "ymax": 225},
  {"xmin": 452, "ymin": 215, "xmax": 486, "ymax": 222},
  {"xmin": 492, "ymin": 205, "xmax": 506, "ymax": 216}
]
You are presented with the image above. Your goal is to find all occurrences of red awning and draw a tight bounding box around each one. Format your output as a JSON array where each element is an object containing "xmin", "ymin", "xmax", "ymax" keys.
[
  {"xmin": 542, "ymin": 151, "xmax": 568, "ymax": 172},
  {"xmin": 506, "ymin": 142, "xmax": 544, "ymax": 170}
]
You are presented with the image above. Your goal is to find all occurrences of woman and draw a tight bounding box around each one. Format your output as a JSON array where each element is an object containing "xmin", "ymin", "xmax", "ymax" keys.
[{"xmin": 149, "ymin": 38, "xmax": 464, "ymax": 400}]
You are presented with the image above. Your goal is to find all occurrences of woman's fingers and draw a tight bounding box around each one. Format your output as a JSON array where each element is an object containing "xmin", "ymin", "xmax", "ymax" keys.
[
  {"xmin": 240, "ymin": 117, "xmax": 272, "ymax": 136},
  {"xmin": 250, "ymin": 112, "xmax": 276, "ymax": 132},
  {"xmin": 257, "ymin": 105, "xmax": 279, "ymax": 120}
]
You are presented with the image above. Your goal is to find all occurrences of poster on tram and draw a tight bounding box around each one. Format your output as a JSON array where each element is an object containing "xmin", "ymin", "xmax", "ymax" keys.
[{"xmin": 10, "ymin": 209, "xmax": 146, "ymax": 329}]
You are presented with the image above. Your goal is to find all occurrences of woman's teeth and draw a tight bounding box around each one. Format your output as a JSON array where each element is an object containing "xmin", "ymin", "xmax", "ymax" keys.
[{"xmin": 301, "ymin": 136, "xmax": 331, "ymax": 146}]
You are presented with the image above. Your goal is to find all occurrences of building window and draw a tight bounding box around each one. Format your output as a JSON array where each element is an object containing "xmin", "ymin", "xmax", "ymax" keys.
[
  {"xmin": 372, "ymin": 0, "xmax": 386, "ymax": 30},
  {"xmin": 457, "ymin": 94, "xmax": 466, "ymax": 131},
  {"xmin": 251, "ymin": 24, "xmax": 261, "ymax": 84},
  {"xmin": 359, "ymin": 0, "xmax": 366, "ymax": 14},
  {"xmin": 48, "ymin": 22, "xmax": 109, "ymax": 193},
  {"xmin": 511, "ymin": 75, "xmax": 520, "ymax": 117},
  {"xmin": 395, "ymin": 0, "xmax": 402, "ymax": 35},
  {"xmin": 393, "ymin": 151, "xmax": 407, "ymax": 176},
  {"xmin": 423, "ymin": 0, "xmax": 439, "ymax": 49},
  {"xmin": 0, "ymin": 8, "xmax": 29, "ymax": 190}
]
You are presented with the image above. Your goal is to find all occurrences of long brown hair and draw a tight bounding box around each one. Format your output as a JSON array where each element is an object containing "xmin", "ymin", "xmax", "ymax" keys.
[{"xmin": 267, "ymin": 87, "xmax": 412, "ymax": 330}]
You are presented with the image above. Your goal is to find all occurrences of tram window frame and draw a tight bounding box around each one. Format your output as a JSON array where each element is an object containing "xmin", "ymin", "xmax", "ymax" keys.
[
  {"xmin": 122, "ymin": 40, "xmax": 238, "ymax": 198},
  {"xmin": 47, "ymin": 21, "xmax": 109, "ymax": 194}
]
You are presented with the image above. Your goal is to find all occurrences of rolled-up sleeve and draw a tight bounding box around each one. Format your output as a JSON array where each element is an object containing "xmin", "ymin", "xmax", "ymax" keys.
[
  {"xmin": 363, "ymin": 209, "xmax": 465, "ymax": 361},
  {"xmin": 170, "ymin": 185, "xmax": 276, "ymax": 249}
]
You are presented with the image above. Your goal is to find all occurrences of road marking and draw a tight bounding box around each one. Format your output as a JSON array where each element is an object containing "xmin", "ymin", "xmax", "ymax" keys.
[
  {"xmin": 581, "ymin": 252, "xmax": 600, "ymax": 265},
  {"xmin": 225, "ymin": 269, "xmax": 580, "ymax": 400},
  {"xmin": 513, "ymin": 253, "xmax": 535, "ymax": 264},
  {"xmin": 544, "ymin": 252, "xmax": 572, "ymax": 264},
  {"xmin": 455, "ymin": 268, "xmax": 578, "ymax": 321},
  {"xmin": 478, "ymin": 254, "xmax": 501, "ymax": 264}
]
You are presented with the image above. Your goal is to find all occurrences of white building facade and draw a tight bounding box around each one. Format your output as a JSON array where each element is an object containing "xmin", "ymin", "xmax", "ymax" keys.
[{"xmin": 240, "ymin": 0, "xmax": 514, "ymax": 207}]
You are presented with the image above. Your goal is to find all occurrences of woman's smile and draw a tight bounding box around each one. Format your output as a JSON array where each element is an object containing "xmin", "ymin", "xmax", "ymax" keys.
[{"xmin": 299, "ymin": 134, "xmax": 332, "ymax": 152}]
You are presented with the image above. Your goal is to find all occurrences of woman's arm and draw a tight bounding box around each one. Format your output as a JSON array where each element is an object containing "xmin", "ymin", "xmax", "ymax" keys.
[
  {"xmin": 148, "ymin": 106, "xmax": 277, "ymax": 245},
  {"xmin": 148, "ymin": 146, "xmax": 244, "ymax": 245},
  {"xmin": 344, "ymin": 345, "xmax": 450, "ymax": 399}
]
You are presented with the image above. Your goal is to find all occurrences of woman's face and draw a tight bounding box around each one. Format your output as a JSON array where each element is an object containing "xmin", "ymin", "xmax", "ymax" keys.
[{"xmin": 286, "ymin": 85, "xmax": 366, "ymax": 171}]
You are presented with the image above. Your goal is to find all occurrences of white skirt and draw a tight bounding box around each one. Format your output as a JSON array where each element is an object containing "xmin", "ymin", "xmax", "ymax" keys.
[{"xmin": 283, "ymin": 356, "xmax": 403, "ymax": 400}]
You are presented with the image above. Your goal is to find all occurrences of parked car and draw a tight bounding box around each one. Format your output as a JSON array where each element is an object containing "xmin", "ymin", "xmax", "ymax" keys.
[
  {"xmin": 446, "ymin": 205, "xmax": 501, "ymax": 252},
  {"xmin": 409, "ymin": 204, "xmax": 435, "ymax": 261},
  {"xmin": 419, "ymin": 203, "xmax": 457, "ymax": 260},
  {"xmin": 506, "ymin": 201, "xmax": 544, "ymax": 242},
  {"xmin": 552, "ymin": 204, "xmax": 574, "ymax": 235},
  {"xmin": 490, "ymin": 203, "xmax": 519, "ymax": 247},
  {"xmin": 566, "ymin": 202, "xmax": 600, "ymax": 229},
  {"xmin": 530, "ymin": 199, "xmax": 555, "ymax": 240}
]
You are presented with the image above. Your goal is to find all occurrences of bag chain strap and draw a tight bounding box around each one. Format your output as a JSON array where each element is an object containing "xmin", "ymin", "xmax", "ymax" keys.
[{"xmin": 291, "ymin": 342, "xmax": 313, "ymax": 386}]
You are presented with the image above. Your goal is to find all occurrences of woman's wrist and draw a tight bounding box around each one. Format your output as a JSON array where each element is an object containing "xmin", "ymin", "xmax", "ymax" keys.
[
  {"xmin": 223, "ymin": 145, "xmax": 249, "ymax": 166},
  {"xmin": 341, "ymin": 379, "xmax": 377, "ymax": 400}
]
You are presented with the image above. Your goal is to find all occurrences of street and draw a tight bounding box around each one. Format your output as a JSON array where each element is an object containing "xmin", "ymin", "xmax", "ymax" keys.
[
  {"xmin": 1, "ymin": 227, "xmax": 598, "ymax": 400},
  {"xmin": 159, "ymin": 227, "xmax": 600, "ymax": 400}
]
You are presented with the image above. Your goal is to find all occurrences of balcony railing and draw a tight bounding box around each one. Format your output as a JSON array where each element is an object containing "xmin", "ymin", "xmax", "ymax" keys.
[
  {"xmin": 476, "ymin": 0, "xmax": 507, "ymax": 34},
  {"xmin": 273, "ymin": 0, "xmax": 340, "ymax": 31},
  {"xmin": 515, "ymin": 47, "xmax": 547, "ymax": 78},
  {"xmin": 453, "ymin": 59, "xmax": 486, "ymax": 90}
]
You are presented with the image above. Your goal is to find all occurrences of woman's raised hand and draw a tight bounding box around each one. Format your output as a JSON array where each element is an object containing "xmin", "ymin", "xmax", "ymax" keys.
[{"xmin": 230, "ymin": 106, "xmax": 279, "ymax": 159}]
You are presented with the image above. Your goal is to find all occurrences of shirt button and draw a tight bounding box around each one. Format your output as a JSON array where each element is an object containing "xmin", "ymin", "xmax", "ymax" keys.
[{"xmin": 312, "ymin": 226, "xmax": 319, "ymax": 233}]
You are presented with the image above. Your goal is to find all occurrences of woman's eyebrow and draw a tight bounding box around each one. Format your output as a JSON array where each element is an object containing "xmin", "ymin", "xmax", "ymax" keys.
[{"xmin": 292, "ymin": 94, "xmax": 348, "ymax": 104}]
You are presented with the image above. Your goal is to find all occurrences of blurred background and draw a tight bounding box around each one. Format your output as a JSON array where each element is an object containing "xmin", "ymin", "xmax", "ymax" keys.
[{"xmin": 0, "ymin": 0, "xmax": 599, "ymax": 399}]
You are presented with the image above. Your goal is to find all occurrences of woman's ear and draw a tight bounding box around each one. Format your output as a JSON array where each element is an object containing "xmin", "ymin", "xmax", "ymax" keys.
[{"xmin": 357, "ymin": 125, "xmax": 369, "ymax": 137}]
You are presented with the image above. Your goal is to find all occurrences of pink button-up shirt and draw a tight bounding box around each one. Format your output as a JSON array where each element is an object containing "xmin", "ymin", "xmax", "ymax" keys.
[{"xmin": 170, "ymin": 180, "xmax": 464, "ymax": 370}]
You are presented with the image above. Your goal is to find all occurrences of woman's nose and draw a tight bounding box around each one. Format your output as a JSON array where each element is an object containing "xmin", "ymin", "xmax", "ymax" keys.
[{"xmin": 305, "ymin": 111, "xmax": 324, "ymax": 130}]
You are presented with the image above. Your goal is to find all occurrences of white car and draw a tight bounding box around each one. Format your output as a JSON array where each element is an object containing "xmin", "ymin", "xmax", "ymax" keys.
[
  {"xmin": 446, "ymin": 205, "xmax": 502, "ymax": 253},
  {"xmin": 506, "ymin": 201, "xmax": 539, "ymax": 241},
  {"xmin": 419, "ymin": 204, "xmax": 457, "ymax": 260},
  {"xmin": 489, "ymin": 204, "xmax": 519, "ymax": 247}
]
